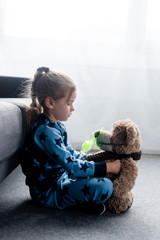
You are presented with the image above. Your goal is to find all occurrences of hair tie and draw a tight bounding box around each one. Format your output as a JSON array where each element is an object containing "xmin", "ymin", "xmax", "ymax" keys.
[
  {"xmin": 41, "ymin": 67, "xmax": 49, "ymax": 76},
  {"xmin": 44, "ymin": 67, "xmax": 49, "ymax": 73}
]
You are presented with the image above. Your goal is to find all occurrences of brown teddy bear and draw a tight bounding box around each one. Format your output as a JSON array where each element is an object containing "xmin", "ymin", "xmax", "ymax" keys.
[{"xmin": 85, "ymin": 118, "xmax": 142, "ymax": 213}]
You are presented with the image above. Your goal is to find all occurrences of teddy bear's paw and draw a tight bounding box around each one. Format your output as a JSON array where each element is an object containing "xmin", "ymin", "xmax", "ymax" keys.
[
  {"xmin": 120, "ymin": 199, "xmax": 133, "ymax": 213},
  {"xmin": 106, "ymin": 192, "xmax": 133, "ymax": 214}
]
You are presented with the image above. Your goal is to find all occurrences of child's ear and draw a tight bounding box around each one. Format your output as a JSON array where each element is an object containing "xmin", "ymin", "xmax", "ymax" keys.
[{"xmin": 45, "ymin": 97, "xmax": 54, "ymax": 109}]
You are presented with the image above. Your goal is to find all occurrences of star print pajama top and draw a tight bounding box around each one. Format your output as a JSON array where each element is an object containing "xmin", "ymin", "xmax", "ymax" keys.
[{"xmin": 22, "ymin": 113, "xmax": 113, "ymax": 209}]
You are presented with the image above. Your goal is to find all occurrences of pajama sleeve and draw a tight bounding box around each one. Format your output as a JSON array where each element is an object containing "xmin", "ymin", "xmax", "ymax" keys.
[
  {"xmin": 34, "ymin": 124, "xmax": 106, "ymax": 178},
  {"xmin": 66, "ymin": 141, "xmax": 87, "ymax": 160}
]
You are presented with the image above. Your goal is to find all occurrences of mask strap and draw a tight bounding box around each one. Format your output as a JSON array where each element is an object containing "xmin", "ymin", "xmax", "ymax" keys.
[{"xmin": 101, "ymin": 142, "xmax": 126, "ymax": 146}]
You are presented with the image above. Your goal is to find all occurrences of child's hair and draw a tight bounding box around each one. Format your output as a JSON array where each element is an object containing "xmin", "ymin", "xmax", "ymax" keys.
[{"xmin": 26, "ymin": 66, "xmax": 76, "ymax": 131}]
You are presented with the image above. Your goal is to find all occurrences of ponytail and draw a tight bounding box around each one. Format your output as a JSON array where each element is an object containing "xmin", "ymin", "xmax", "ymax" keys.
[
  {"xmin": 26, "ymin": 106, "xmax": 41, "ymax": 133},
  {"xmin": 26, "ymin": 67, "xmax": 49, "ymax": 132}
]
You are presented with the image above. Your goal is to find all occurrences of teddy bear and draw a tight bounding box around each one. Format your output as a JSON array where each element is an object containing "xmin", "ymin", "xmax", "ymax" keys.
[{"xmin": 85, "ymin": 118, "xmax": 142, "ymax": 213}]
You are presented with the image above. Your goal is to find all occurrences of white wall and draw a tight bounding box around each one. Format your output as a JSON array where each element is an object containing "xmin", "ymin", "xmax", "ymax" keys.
[{"xmin": 0, "ymin": 0, "xmax": 160, "ymax": 154}]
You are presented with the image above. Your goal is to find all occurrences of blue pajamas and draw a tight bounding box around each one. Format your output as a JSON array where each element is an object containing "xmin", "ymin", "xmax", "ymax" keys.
[
  {"xmin": 22, "ymin": 113, "xmax": 113, "ymax": 209},
  {"xmin": 30, "ymin": 172, "xmax": 113, "ymax": 209}
]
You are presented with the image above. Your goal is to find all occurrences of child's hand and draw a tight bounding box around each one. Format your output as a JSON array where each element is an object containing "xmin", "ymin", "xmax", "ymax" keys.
[{"xmin": 106, "ymin": 160, "xmax": 121, "ymax": 175}]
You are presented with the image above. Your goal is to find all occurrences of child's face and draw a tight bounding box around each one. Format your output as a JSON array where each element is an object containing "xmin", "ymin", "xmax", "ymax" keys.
[{"xmin": 51, "ymin": 90, "xmax": 77, "ymax": 122}]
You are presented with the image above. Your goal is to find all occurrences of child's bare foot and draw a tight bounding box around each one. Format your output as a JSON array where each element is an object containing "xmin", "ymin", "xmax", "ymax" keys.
[{"xmin": 106, "ymin": 160, "xmax": 121, "ymax": 175}]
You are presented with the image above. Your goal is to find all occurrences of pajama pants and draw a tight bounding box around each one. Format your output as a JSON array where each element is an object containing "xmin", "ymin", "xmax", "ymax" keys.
[{"xmin": 30, "ymin": 172, "xmax": 113, "ymax": 209}]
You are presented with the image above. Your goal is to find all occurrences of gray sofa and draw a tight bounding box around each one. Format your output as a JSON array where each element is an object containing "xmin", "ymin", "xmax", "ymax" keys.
[{"xmin": 0, "ymin": 76, "xmax": 30, "ymax": 183}]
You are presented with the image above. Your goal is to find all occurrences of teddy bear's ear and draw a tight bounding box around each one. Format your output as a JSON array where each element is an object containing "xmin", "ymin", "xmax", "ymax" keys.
[
  {"xmin": 125, "ymin": 120, "xmax": 141, "ymax": 153},
  {"xmin": 126, "ymin": 124, "xmax": 139, "ymax": 146}
]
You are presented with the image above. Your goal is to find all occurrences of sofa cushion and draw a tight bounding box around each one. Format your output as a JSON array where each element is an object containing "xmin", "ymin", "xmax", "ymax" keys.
[
  {"xmin": 0, "ymin": 102, "xmax": 24, "ymax": 164},
  {"xmin": 0, "ymin": 98, "xmax": 31, "ymax": 137},
  {"xmin": 0, "ymin": 99, "xmax": 30, "ymax": 183},
  {"xmin": 0, "ymin": 76, "xmax": 28, "ymax": 98}
]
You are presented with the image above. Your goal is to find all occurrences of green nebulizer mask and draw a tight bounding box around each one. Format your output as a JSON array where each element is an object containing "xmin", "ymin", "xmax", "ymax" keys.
[{"xmin": 82, "ymin": 128, "xmax": 113, "ymax": 153}]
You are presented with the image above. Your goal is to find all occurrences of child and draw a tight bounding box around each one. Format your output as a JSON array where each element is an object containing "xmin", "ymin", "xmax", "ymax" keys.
[{"xmin": 22, "ymin": 66, "xmax": 121, "ymax": 215}]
